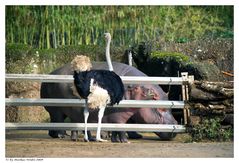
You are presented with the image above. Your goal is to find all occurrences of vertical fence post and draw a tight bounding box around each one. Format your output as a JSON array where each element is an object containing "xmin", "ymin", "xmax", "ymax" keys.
[
  {"xmin": 181, "ymin": 72, "xmax": 189, "ymax": 125},
  {"xmin": 187, "ymin": 75, "xmax": 194, "ymax": 121}
]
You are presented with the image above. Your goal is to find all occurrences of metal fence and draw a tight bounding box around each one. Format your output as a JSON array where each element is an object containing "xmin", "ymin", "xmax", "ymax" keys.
[{"xmin": 5, "ymin": 73, "xmax": 192, "ymax": 133}]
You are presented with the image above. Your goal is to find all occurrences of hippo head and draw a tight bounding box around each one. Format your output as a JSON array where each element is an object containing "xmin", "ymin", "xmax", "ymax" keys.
[
  {"xmin": 125, "ymin": 84, "xmax": 178, "ymax": 140},
  {"xmin": 125, "ymin": 84, "xmax": 161, "ymax": 100},
  {"xmin": 145, "ymin": 85, "xmax": 178, "ymax": 139},
  {"xmin": 140, "ymin": 85, "xmax": 177, "ymax": 122}
]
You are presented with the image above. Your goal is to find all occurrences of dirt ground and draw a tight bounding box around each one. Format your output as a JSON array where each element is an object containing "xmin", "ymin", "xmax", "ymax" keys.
[{"xmin": 5, "ymin": 130, "xmax": 233, "ymax": 158}]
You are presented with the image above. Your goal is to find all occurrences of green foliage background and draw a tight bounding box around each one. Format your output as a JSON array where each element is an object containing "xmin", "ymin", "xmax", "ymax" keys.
[{"xmin": 6, "ymin": 6, "xmax": 233, "ymax": 49}]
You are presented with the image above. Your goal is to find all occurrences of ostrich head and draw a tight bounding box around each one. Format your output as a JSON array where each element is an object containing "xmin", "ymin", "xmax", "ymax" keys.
[
  {"xmin": 104, "ymin": 33, "xmax": 111, "ymax": 41},
  {"xmin": 71, "ymin": 55, "xmax": 92, "ymax": 72}
]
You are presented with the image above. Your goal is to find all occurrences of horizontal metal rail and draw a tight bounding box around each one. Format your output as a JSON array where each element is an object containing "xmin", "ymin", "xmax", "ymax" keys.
[
  {"xmin": 5, "ymin": 123, "xmax": 186, "ymax": 132},
  {"xmin": 5, "ymin": 74, "xmax": 184, "ymax": 85},
  {"xmin": 5, "ymin": 98, "xmax": 185, "ymax": 108}
]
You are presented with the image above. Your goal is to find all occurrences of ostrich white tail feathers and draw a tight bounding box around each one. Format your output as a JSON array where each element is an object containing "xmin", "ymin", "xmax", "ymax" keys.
[
  {"xmin": 104, "ymin": 33, "xmax": 114, "ymax": 71},
  {"xmin": 88, "ymin": 79, "xmax": 111, "ymax": 109},
  {"xmin": 71, "ymin": 55, "xmax": 92, "ymax": 72}
]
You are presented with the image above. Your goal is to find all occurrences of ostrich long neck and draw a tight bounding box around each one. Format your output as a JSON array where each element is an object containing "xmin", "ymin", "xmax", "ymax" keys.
[{"xmin": 106, "ymin": 38, "xmax": 113, "ymax": 71}]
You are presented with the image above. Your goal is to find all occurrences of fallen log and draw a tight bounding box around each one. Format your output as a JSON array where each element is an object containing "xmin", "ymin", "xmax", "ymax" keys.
[
  {"xmin": 189, "ymin": 79, "xmax": 234, "ymax": 101},
  {"xmin": 193, "ymin": 103, "xmax": 206, "ymax": 110},
  {"xmin": 208, "ymin": 104, "xmax": 226, "ymax": 110},
  {"xmin": 190, "ymin": 103, "xmax": 230, "ymax": 115},
  {"xmin": 194, "ymin": 80, "xmax": 233, "ymax": 88},
  {"xmin": 188, "ymin": 82, "xmax": 233, "ymax": 125},
  {"xmin": 190, "ymin": 86, "xmax": 226, "ymax": 101},
  {"xmin": 193, "ymin": 81, "xmax": 233, "ymax": 98}
]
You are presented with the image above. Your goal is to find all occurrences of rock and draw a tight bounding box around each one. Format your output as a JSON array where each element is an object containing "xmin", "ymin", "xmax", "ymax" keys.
[{"xmin": 181, "ymin": 61, "xmax": 224, "ymax": 81}]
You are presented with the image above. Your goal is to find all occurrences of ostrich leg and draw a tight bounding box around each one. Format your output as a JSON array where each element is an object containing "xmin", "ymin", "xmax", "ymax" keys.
[
  {"xmin": 96, "ymin": 106, "xmax": 107, "ymax": 142},
  {"xmin": 84, "ymin": 99, "xmax": 89, "ymax": 142}
]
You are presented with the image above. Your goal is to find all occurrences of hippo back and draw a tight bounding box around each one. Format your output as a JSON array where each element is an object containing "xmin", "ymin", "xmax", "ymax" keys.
[{"xmin": 41, "ymin": 62, "xmax": 167, "ymax": 100}]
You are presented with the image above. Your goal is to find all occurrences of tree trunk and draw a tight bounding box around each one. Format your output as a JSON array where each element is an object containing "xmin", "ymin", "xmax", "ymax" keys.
[{"xmin": 190, "ymin": 86, "xmax": 226, "ymax": 101}]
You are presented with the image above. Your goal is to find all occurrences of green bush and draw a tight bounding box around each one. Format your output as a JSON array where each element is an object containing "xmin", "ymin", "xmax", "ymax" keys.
[
  {"xmin": 190, "ymin": 117, "xmax": 233, "ymax": 142},
  {"xmin": 150, "ymin": 51, "xmax": 190, "ymax": 63},
  {"xmin": 6, "ymin": 43, "xmax": 32, "ymax": 61},
  {"xmin": 6, "ymin": 43, "xmax": 36, "ymax": 73}
]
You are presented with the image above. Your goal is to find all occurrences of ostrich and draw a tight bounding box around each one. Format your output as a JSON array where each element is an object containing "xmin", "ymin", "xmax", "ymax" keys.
[{"xmin": 71, "ymin": 33, "xmax": 124, "ymax": 142}]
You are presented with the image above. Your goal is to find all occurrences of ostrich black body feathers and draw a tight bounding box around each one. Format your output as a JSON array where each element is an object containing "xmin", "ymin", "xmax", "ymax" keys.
[{"xmin": 73, "ymin": 70, "xmax": 124, "ymax": 106}]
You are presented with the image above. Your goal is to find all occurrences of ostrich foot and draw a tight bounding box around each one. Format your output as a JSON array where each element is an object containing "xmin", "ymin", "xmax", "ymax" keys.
[
  {"xmin": 96, "ymin": 138, "xmax": 108, "ymax": 142},
  {"xmin": 84, "ymin": 138, "xmax": 90, "ymax": 142}
]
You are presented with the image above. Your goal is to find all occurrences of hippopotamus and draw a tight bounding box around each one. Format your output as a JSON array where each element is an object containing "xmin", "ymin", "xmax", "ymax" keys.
[{"xmin": 40, "ymin": 62, "xmax": 178, "ymax": 142}]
